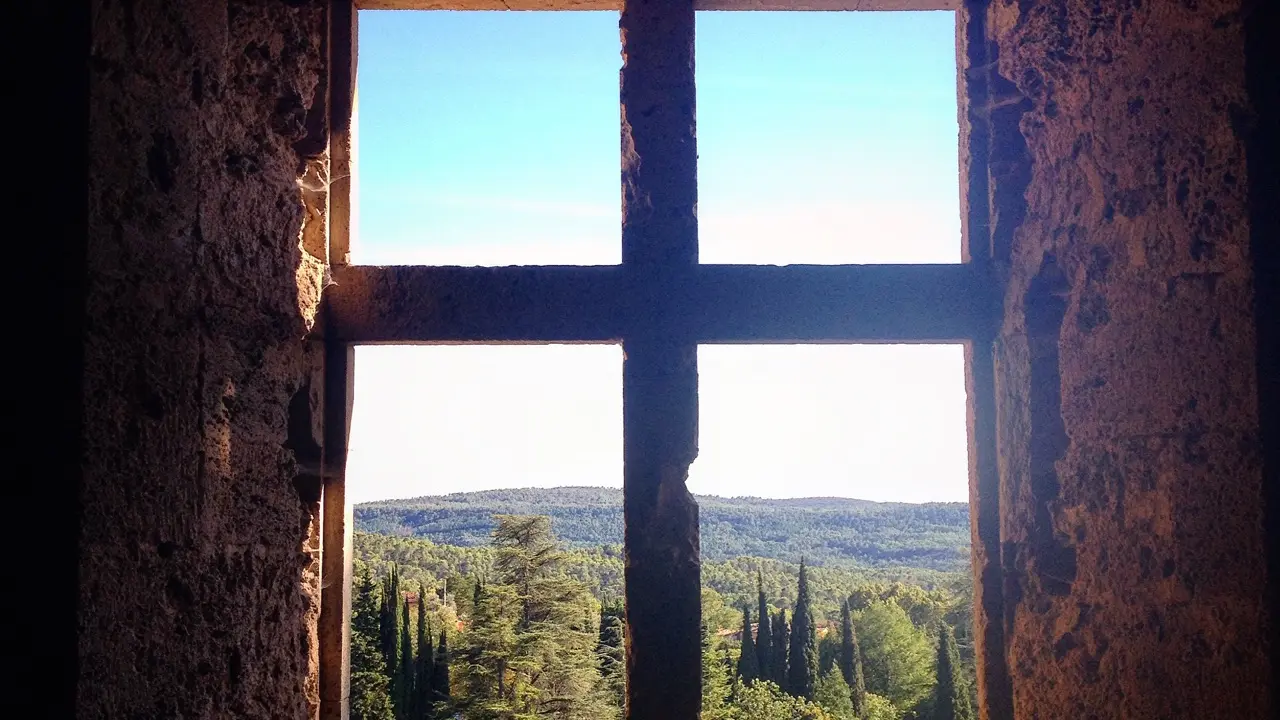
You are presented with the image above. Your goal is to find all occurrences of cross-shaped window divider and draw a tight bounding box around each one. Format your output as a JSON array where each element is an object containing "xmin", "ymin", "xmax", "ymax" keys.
[{"xmin": 316, "ymin": 1, "xmax": 1004, "ymax": 718}]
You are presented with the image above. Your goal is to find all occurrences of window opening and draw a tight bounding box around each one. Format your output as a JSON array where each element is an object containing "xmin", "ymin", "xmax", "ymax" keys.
[
  {"xmin": 348, "ymin": 345, "xmax": 623, "ymax": 502},
  {"xmin": 696, "ymin": 12, "xmax": 960, "ymax": 265},
  {"xmin": 691, "ymin": 344, "xmax": 967, "ymax": 503},
  {"xmin": 354, "ymin": 11, "xmax": 621, "ymax": 266},
  {"xmin": 322, "ymin": 3, "xmax": 1000, "ymax": 720},
  {"xmin": 345, "ymin": 344, "xmax": 624, "ymax": 719},
  {"xmin": 693, "ymin": 344, "xmax": 977, "ymax": 717}
]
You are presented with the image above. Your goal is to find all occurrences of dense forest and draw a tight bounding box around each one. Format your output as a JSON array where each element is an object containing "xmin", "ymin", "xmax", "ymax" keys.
[
  {"xmin": 351, "ymin": 512, "xmax": 977, "ymax": 720},
  {"xmin": 355, "ymin": 487, "xmax": 971, "ymax": 572}
]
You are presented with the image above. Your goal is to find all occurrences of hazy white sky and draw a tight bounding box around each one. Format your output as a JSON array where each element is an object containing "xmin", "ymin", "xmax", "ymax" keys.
[
  {"xmin": 347, "ymin": 344, "xmax": 969, "ymax": 504},
  {"xmin": 347, "ymin": 11, "xmax": 967, "ymax": 504}
]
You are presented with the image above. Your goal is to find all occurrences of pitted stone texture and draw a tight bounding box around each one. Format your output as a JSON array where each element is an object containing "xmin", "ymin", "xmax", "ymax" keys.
[
  {"xmin": 84, "ymin": 1, "xmax": 326, "ymax": 717},
  {"xmin": 985, "ymin": 0, "xmax": 1269, "ymax": 717}
]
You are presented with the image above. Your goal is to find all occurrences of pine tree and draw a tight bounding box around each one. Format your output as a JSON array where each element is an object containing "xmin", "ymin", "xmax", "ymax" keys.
[
  {"xmin": 855, "ymin": 600, "xmax": 935, "ymax": 710},
  {"xmin": 756, "ymin": 570, "xmax": 772, "ymax": 682},
  {"xmin": 456, "ymin": 579, "xmax": 518, "ymax": 717},
  {"xmin": 840, "ymin": 599, "xmax": 868, "ymax": 718},
  {"xmin": 815, "ymin": 668, "xmax": 857, "ymax": 720},
  {"xmin": 737, "ymin": 606, "xmax": 760, "ymax": 682},
  {"xmin": 431, "ymin": 629, "xmax": 452, "ymax": 714},
  {"xmin": 396, "ymin": 595, "xmax": 414, "ymax": 716},
  {"xmin": 700, "ymin": 622, "xmax": 734, "ymax": 720},
  {"xmin": 492, "ymin": 514, "xmax": 560, "ymax": 629},
  {"xmin": 771, "ymin": 609, "xmax": 789, "ymax": 689},
  {"xmin": 786, "ymin": 561, "xmax": 820, "ymax": 700},
  {"xmin": 351, "ymin": 564, "xmax": 395, "ymax": 720},
  {"xmin": 934, "ymin": 623, "xmax": 973, "ymax": 720},
  {"xmin": 490, "ymin": 515, "xmax": 605, "ymax": 718},
  {"xmin": 415, "ymin": 584, "xmax": 434, "ymax": 720},
  {"xmin": 596, "ymin": 601, "xmax": 626, "ymax": 710}
]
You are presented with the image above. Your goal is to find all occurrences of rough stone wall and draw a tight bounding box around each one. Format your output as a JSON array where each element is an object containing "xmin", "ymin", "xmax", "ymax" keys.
[
  {"xmin": 83, "ymin": 2, "xmax": 328, "ymax": 717},
  {"xmin": 984, "ymin": 0, "xmax": 1270, "ymax": 717}
]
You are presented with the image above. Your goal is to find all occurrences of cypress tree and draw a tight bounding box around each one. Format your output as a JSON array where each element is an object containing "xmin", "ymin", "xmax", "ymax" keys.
[
  {"xmin": 934, "ymin": 623, "xmax": 974, "ymax": 720},
  {"xmin": 841, "ymin": 599, "xmax": 868, "ymax": 717},
  {"xmin": 431, "ymin": 629, "xmax": 452, "ymax": 712},
  {"xmin": 415, "ymin": 584, "xmax": 434, "ymax": 720},
  {"xmin": 786, "ymin": 561, "xmax": 820, "ymax": 700},
  {"xmin": 351, "ymin": 565, "xmax": 395, "ymax": 720},
  {"xmin": 755, "ymin": 571, "xmax": 772, "ymax": 681},
  {"xmin": 379, "ymin": 566, "xmax": 401, "ymax": 682},
  {"xmin": 396, "ymin": 595, "xmax": 414, "ymax": 716},
  {"xmin": 736, "ymin": 606, "xmax": 759, "ymax": 682},
  {"xmin": 772, "ymin": 609, "xmax": 789, "ymax": 688}
]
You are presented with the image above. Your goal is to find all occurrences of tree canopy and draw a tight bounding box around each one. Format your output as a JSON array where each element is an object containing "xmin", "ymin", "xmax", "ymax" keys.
[
  {"xmin": 356, "ymin": 487, "xmax": 970, "ymax": 572},
  {"xmin": 350, "ymin": 512, "xmax": 975, "ymax": 720}
]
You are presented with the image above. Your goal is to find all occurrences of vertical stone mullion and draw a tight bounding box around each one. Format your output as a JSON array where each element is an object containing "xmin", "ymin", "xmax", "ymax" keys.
[
  {"xmin": 622, "ymin": 340, "xmax": 701, "ymax": 720},
  {"xmin": 619, "ymin": 0, "xmax": 701, "ymax": 718},
  {"xmin": 621, "ymin": 0, "xmax": 698, "ymax": 268}
]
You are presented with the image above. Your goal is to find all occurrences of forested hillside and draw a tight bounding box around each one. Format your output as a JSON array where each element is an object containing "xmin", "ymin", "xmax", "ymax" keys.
[
  {"xmin": 356, "ymin": 487, "xmax": 970, "ymax": 572},
  {"xmin": 351, "ymin": 515, "xmax": 977, "ymax": 720},
  {"xmin": 354, "ymin": 532, "xmax": 971, "ymax": 624}
]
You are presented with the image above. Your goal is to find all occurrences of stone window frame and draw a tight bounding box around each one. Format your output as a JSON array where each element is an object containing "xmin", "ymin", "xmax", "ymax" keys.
[{"xmin": 315, "ymin": 1, "xmax": 1011, "ymax": 718}]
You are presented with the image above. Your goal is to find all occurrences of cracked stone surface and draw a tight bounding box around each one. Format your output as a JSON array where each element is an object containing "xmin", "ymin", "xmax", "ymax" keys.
[
  {"xmin": 981, "ymin": 1, "xmax": 1269, "ymax": 717},
  {"xmin": 84, "ymin": 1, "xmax": 327, "ymax": 716}
]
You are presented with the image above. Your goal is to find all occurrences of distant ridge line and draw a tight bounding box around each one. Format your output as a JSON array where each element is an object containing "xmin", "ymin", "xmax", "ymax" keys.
[
  {"xmin": 356, "ymin": 485, "xmax": 968, "ymax": 507},
  {"xmin": 354, "ymin": 485, "xmax": 971, "ymax": 572}
]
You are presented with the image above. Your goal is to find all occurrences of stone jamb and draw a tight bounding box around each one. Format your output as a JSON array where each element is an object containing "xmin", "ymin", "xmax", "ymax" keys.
[{"xmin": 319, "ymin": 3, "xmax": 358, "ymax": 719}]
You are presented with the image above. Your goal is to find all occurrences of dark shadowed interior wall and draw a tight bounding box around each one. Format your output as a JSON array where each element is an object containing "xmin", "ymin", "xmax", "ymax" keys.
[{"xmin": 83, "ymin": 2, "xmax": 328, "ymax": 716}]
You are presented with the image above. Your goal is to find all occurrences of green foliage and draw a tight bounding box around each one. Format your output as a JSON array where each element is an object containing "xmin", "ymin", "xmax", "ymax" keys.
[
  {"xmin": 397, "ymin": 596, "xmax": 414, "ymax": 715},
  {"xmin": 431, "ymin": 629, "xmax": 452, "ymax": 714},
  {"xmin": 771, "ymin": 610, "xmax": 789, "ymax": 688},
  {"xmin": 702, "ymin": 587, "xmax": 743, "ymax": 636},
  {"xmin": 755, "ymin": 573, "xmax": 773, "ymax": 682},
  {"xmin": 733, "ymin": 680, "xmax": 834, "ymax": 720},
  {"xmin": 863, "ymin": 693, "xmax": 903, "ymax": 720},
  {"xmin": 848, "ymin": 582, "xmax": 955, "ymax": 631},
  {"xmin": 350, "ymin": 509, "xmax": 977, "ymax": 720},
  {"xmin": 787, "ymin": 562, "xmax": 820, "ymax": 700},
  {"xmin": 352, "ymin": 668, "xmax": 398, "ymax": 720},
  {"xmin": 352, "ymin": 563, "xmax": 396, "ymax": 720},
  {"xmin": 701, "ymin": 624, "xmax": 736, "ymax": 720},
  {"xmin": 839, "ymin": 600, "xmax": 868, "ymax": 718},
  {"xmin": 413, "ymin": 585, "xmax": 434, "ymax": 720},
  {"xmin": 380, "ymin": 566, "xmax": 402, "ymax": 682},
  {"xmin": 814, "ymin": 669, "xmax": 856, "ymax": 720},
  {"xmin": 818, "ymin": 632, "xmax": 838, "ymax": 677},
  {"xmin": 737, "ymin": 607, "xmax": 760, "ymax": 683},
  {"xmin": 457, "ymin": 515, "xmax": 613, "ymax": 719},
  {"xmin": 458, "ymin": 581, "xmax": 519, "ymax": 717},
  {"xmin": 596, "ymin": 601, "xmax": 626, "ymax": 711},
  {"xmin": 356, "ymin": 532, "xmax": 967, "ymax": 630},
  {"xmin": 357, "ymin": 488, "xmax": 971, "ymax": 572},
  {"xmin": 932, "ymin": 623, "xmax": 973, "ymax": 720},
  {"xmin": 853, "ymin": 601, "xmax": 935, "ymax": 712}
]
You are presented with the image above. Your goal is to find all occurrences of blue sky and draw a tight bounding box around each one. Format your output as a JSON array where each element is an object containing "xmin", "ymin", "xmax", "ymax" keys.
[{"xmin": 347, "ymin": 10, "xmax": 967, "ymax": 504}]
